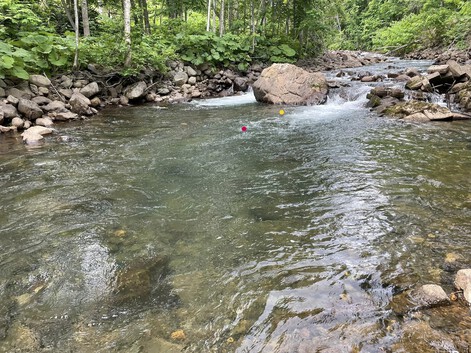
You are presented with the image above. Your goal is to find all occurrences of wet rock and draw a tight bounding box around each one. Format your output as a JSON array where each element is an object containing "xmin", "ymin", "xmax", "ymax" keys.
[
  {"xmin": 69, "ymin": 92, "xmax": 92, "ymax": 115},
  {"xmin": 392, "ymin": 320, "xmax": 459, "ymax": 352},
  {"xmin": 29, "ymin": 74, "xmax": 51, "ymax": 87},
  {"xmin": 454, "ymin": 269, "xmax": 471, "ymax": 304},
  {"xmin": 21, "ymin": 126, "xmax": 53, "ymax": 144},
  {"xmin": 405, "ymin": 76, "xmax": 424, "ymax": 90},
  {"xmin": 404, "ymin": 112, "xmax": 430, "ymax": 122},
  {"xmin": 0, "ymin": 125, "xmax": 16, "ymax": 133},
  {"xmin": 125, "ymin": 81, "xmax": 147, "ymax": 100},
  {"xmin": 112, "ymin": 256, "xmax": 170, "ymax": 304},
  {"xmin": 383, "ymin": 100, "xmax": 462, "ymax": 121},
  {"xmin": 80, "ymin": 81, "xmax": 100, "ymax": 98},
  {"xmin": 411, "ymin": 284, "xmax": 451, "ymax": 307},
  {"xmin": 253, "ymin": 63, "xmax": 328, "ymax": 105},
  {"xmin": 18, "ymin": 98, "xmax": 43, "ymax": 120}
]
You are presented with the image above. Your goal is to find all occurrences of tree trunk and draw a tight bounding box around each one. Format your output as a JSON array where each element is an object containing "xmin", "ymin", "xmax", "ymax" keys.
[
  {"xmin": 61, "ymin": 0, "xmax": 76, "ymax": 31},
  {"xmin": 81, "ymin": 0, "xmax": 90, "ymax": 36},
  {"xmin": 73, "ymin": 0, "xmax": 79, "ymax": 69},
  {"xmin": 206, "ymin": 0, "xmax": 211, "ymax": 31},
  {"xmin": 123, "ymin": 0, "xmax": 132, "ymax": 67},
  {"xmin": 140, "ymin": 0, "xmax": 151, "ymax": 34},
  {"xmin": 219, "ymin": 0, "xmax": 225, "ymax": 36}
]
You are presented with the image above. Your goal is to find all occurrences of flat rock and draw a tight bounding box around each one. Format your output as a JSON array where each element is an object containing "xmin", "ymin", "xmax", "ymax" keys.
[
  {"xmin": 427, "ymin": 64, "xmax": 449, "ymax": 75},
  {"xmin": 252, "ymin": 63, "xmax": 329, "ymax": 105},
  {"xmin": 29, "ymin": 74, "xmax": 51, "ymax": 87},
  {"xmin": 21, "ymin": 126, "xmax": 53, "ymax": 144}
]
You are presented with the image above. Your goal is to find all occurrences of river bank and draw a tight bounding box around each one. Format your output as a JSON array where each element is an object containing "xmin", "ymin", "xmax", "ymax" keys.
[
  {"xmin": 0, "ymin": 51, "xmax": 386, "ymax": 144},
  {"xmin": 1, "ymin": 49, "xmax": 470, "ymax": 144}
]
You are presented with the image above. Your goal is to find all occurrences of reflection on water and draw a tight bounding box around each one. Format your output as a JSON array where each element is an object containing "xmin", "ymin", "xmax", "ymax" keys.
[{"xmin": 1, "ymin": 61, "xmax": 471, "ymax": 352}]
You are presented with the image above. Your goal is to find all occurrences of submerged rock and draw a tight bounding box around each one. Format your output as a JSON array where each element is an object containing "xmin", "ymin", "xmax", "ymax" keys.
[
  {"xmin": 252, "ymin": 63, "xmax": 328, "ymax": 105},
  {"xmin": 112, "ymin": 255, "xmax": 174, "ymax": 305}
]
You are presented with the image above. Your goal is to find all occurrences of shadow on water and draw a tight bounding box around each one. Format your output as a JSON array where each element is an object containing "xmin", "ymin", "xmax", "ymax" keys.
[{"xmin": 1, "ymin": 60, "xmax": 471, "ymax": 352}]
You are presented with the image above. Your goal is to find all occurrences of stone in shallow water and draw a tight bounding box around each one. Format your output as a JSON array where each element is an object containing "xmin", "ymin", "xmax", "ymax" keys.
[{"xmin": 411, "ymin": 284, "xmax": 450, "ymax": 307}]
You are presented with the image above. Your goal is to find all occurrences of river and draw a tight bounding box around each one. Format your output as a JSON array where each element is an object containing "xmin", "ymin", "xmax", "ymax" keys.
[{"xmin": 1, "ymin": 58, "xmax": 471, "ymax": 352}]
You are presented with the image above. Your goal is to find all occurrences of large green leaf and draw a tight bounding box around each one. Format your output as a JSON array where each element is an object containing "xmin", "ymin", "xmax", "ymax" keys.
[
  {"xmin": 0, "ymin": 55, "xmax": 14, "ymax": 69},
  {"xmin": 10, "ymin": 66, "xmax": 29, "ymax": 79}
]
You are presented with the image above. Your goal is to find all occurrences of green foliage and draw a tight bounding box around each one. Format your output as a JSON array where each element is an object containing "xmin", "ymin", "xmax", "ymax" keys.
[{"xmin": 175, "ymin": 31, "xmax": 251, "ymax": 68}]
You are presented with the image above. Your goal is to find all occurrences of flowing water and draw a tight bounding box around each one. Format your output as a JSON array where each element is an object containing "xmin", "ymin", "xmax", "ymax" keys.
[{"xmin": 1, "ymin": 58, "xmax": 471, "ymax": 352}]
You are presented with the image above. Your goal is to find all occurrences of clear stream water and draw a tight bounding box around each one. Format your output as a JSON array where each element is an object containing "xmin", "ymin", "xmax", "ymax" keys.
[{"xmin": 1, "ymin": 59, "xmax": 471, "ymax": 352}]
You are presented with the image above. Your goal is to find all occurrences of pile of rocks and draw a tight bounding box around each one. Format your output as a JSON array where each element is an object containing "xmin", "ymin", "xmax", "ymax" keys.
[
  {"xmin": 405, "ymin": 60, "xmax": 471, "ymax": 95},
  {"xmin": 298, "ymin": 50, "xmax": 386, "ymax": 71},
  {"xmin": 0, "ymin": 62, "xmax": 260, "ymax": 144},
  {"xmin": 0, "ymin": 74, "xmax": 101, "ymax": 144},
  {"xmin": 366, "ymin": 60, "xmax": 471, "ymax": 121}
]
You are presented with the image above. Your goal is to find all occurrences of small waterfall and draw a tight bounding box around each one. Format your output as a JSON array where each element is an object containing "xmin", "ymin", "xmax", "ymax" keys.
[{"xmin": 326, "ymin": 84, "xmax": 374, "ymax": 107}]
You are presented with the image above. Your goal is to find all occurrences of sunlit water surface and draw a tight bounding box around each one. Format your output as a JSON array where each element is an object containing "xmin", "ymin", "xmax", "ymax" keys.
[{"xmin": 1, "ymin": 59, "xmax": 471, "ymax": 352}]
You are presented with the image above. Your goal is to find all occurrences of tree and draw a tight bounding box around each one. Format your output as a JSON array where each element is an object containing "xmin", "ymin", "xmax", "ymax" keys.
[
  {"xmin": 123, "ymin": 0, "xmax": 132, "ymax": 67},
  {"xmin": 81, "ymin": 0, "xmax": 90, "ymax": 36}
]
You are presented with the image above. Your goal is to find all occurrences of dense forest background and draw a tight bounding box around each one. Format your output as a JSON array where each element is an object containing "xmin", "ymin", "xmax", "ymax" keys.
[{"xmin": 1, "ymin": 0, "xmax": 470, "ymax": 79}]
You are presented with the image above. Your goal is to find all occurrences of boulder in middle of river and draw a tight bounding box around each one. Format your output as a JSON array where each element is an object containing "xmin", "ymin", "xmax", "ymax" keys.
[{"xmin": 252, "ymin": 63, "xmax": 329, "ymax": 105}]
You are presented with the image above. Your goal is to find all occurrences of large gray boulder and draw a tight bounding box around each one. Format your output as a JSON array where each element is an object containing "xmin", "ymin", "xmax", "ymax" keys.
[
  {"xmin": 125, "ymin": 81, "xmax": 147, "ymax": 100},
  {"xmin": 252, "ymin": 63, "xmax": 329, "ymax": 105},
  {"xmin": 69, "ymin": 92, "xmax": 92, "ymax": 115},
  {"xmin": 18, "ymin": 99, "xmax": 43, "ymax": 120}
]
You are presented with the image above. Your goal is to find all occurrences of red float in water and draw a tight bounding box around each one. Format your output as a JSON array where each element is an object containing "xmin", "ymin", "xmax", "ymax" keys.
[{"xmin": 241, "ymin": 126, "xmax": 247, "ymax": 132}]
